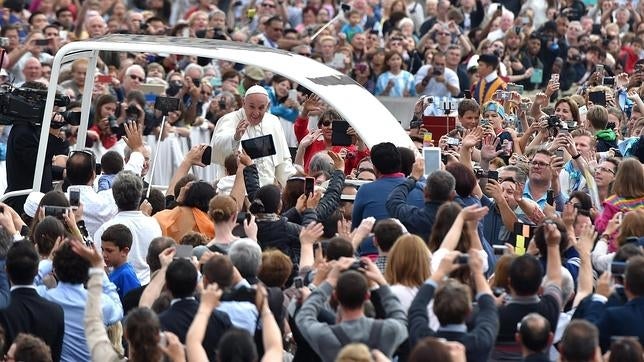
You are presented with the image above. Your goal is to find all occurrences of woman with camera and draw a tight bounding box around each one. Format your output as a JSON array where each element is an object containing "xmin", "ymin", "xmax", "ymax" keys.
[{"xmin": 86, "ymin": 94, "xmax": 120, "ymax": 160}]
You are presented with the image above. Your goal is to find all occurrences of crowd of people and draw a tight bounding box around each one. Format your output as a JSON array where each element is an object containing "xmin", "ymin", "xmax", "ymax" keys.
[{"xmin": 0, "ymin": 0, "xmax": 642, "ymax": 361}]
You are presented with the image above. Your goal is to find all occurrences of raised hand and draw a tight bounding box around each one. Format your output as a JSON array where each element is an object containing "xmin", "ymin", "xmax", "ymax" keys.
[
  {"xmin": 300, "ymin": 222, "xmax": 324, "ymax": 246},
  {"xmin": 185, "ymin": 144, "xmax": 208, "ymax": 167},
  {"xmin": 327, "ymin": 150, "xmax": 345, "ymax": 172},
  {"xmin": 234, "ymin": 120, "xmax": 249, "ymax": 141}
]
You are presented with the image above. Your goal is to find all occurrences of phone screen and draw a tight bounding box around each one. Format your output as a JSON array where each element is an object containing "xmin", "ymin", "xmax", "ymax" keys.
[
  {"xmin": 331, "ymin": 121, "xmax": 353, "ymax": 146},
  {"xmin": 174, "ymin": 245, "xmax": 193, "ymax": 260},
  {"xmin": 423, "ymin": 147, "xmax": 441, "ymax": 176},
  {"xmin": 69, "ymin": 189, "xmax": 80, "ymax": 207},
  {"xmin": 241, "ymin": 135, "xmax": 277, "ymax": 159},
  {"xmin": 588, "ymin": 91, "xmax": 606, "ymax": 106},
  {"xmin": 305, "ymin": 177, "xmax": 315, "ymax": 196},
  {"xmin": 201, "ymin": 146, "xmax": 212, "ymax": 165}
]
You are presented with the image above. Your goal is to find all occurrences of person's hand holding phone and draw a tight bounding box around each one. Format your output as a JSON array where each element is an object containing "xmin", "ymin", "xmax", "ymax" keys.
[
  {"xmin": 184, "ymin": 144, "xmax": 208, "ymax": 167},
  {"xmin": 243, "ymin": 214, "xmax": 258, "ymax": 241}
]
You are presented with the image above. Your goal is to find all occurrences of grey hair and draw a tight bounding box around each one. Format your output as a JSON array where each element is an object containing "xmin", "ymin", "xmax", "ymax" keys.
[
  {"xmin": 112, "ymin": 171, "xmax": 143, "ymax": 211},
  {"xmin": 498, "ymin": 165, "xmax": 528, "ymax": 185},
  {"xmin": 185, "ymin": 63, "xmax": 204, "ymax": 78},
  {"xmin": 425, "ymin": 170, "xmax": 456, "ymax": 202},
  {"xmin": 228, "ymin": 238, "xmax": 262, "ymax": 279},
  {"xmin": 543, "ymin": 267, "xmax": 574, "ymax": 310},
  {"xmin": 309, "ymin": 152, "xmax": 334, "ymax": 176}
]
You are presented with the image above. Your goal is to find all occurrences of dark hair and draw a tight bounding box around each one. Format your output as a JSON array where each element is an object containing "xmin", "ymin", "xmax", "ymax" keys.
[
  {"xmin": 408, "ymin": 337, "xmax": 454, "ymax": 362},
  {"xmin": 271, "ymin": 74, "xmax": 290, "ymax": 86},
  {"xmin": 29, "ymin": 191, "xmax": 70, "ymax": 241},
  {"xmin": 224, "ymin": 153, "xmax": 238, "ymax": 175},
  {"xmin": 398, "ymin": 147, "xmax": 415, "ymax": 176},
  {"xmin": 249, "ymin": 185, "xmax": 281, "ymax": 214},
  {"xmin": 165, "ymin": 259, "xmax": 198, "ymax": 298},
  {"xmin": 518, "ymin": 313, "xmax": 552, "ymax": 353},
  {"xmin": 370, "ymin": 142, "xmax": 401, "ymax": 174},
  {"xmin": 100, "ymin": 151, "xmax": 124, "ymax": 175},
  {"xmin": 142, "ymin": 188, "xmax": 166, "ymax": 216},
  {"xmin": 445, "ymin": 163, "xmax": 477, "ymax": 198},
  {"xmin": 559, "ymin": 320, "xmax": 599, "ymax": 362},
  {"xmin": 6, "ymin": 241, "xmax": 40, "ymax": 285},
  {"xmin": 94, "ymin": 94, "xmax": 118, "ymax": 124},
  {"xmin": 179, "ymin": 232, "xmax": 207, "ymax": 247},
  {"xmin": 101, "ymin": 224, "xmax": 133, "ymax": 250},
  {"xmin": 373, "ymin": 219, "xmax": 403, "ymax": 252},
  {"xmin": 509, "ymin": 254, "xmax": 544, "ymax": 296},
  {"xmin": 608, "ymin": 338, "xmax": 644, "ymax": 362},
  {"xmin": 174, "ymin": 174, "xmax": 198, "ymax": 199},
  {"xmin": 433, "ymin": 279, "xmax": 471, "ymax": 325},
  {"xmin": 12, "ymin": 333, "xmax": 52, "ymax": 362},
  {"xmin": 321, "ymin": 210, "xmax": 344, "ymax": 239},
  {"xmin": 180, "ymin": 181, "xmax": 215, "ymax": 213},
  {"xmin": 33, "ymin": 216, "xmax": 65, "ymax": 257},
  {"xmin": 112, "ymin": 171, "xmax": 144, "ymax": 211},
  {"xmin": 66, "ymin": 150, "xmax": 96, "ymax": 186},
  {"xmin": 124, "ymin": 308, "xmax": 163, "ymax": 362},
  {"xmin": 146, "ymin": 237, "xmax": 176, "ymax": 273},
  {"xmin": 28, "ymin": 11, "xmax": 45, "ymax": 24},
  {"xmin": 425, "ymin": 170, "xmax": 456, "ymax": 202},
  {"xmin": 53, "ymin": 242, "xmax": 90, "ymax": 284},
  {"xmin": 217, "ymin": 328, "xmax": 258, "ymax": 362},
  {"xmin": 336, "ymin": 270, "xmax": 368, "ymax": 309},
  {"xmin": 567, "ymin": 191, "xmax": 592, "ymax": 211},
  {"xmin": 203, "ymin": 254, "xmax": 234, "ymax": 288},
  {"xmin": 326, "ymin": 237, "xmax": 354, "ymax": 261},
  {"xmin": 625, "ymin": 256, "xmax": 644, "ymax": 296},
  {"xmin": 458, "ymin": 99, "xmax": 480, "ymax": 117},
  {"xmin": 532, "ymin": 219, "xmax": 569, "ymax": 258},
  {"xmin": 428, "ymin": 202, "xmax": 470, "ymax": 251}
]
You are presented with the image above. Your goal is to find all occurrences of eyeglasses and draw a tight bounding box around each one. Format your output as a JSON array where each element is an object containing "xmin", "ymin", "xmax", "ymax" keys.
[
  {"xmin": 389, "ymin": 41, "xmax": 402, "ymax": 46},
  {"xmin": 69, "ymin": 149, "xmax": 96, "ymax": 165},
  {"xmin": 437, "ymin": 32, "xmax": 451, "ymax": 36},
  {"xmin": 261, "ymin": 3, "xmax": 276, "ymax": 7},
  {"xmin": 129, "ymin": 74, "xmax": 144, "ymax": 82},
  {"xmin": 530, "ymin": 160, "xmax": 550, "ymax": 168},
  {"xmin": 596, "ymin": 166, "xmax": 615, "ymax": 175}
]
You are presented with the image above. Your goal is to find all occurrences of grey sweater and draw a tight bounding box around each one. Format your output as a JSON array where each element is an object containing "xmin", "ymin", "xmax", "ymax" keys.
[{"xmin": 295, "ymin": 282, "xmax": 408, "ymax": 362}]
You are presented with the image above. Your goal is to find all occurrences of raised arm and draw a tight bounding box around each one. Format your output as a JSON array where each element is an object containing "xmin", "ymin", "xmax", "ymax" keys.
[
  {"xmin": 186, "ymin": 284, "xmax": 222, "ymax": 362},
  {"xmin": 139, "ymin": 248, "xmax": 175, "ymax": 308}
]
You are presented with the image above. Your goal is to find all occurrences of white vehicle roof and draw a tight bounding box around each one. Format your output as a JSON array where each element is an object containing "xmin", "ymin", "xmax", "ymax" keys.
[{"xmin": 23, "ymin": 34, "xmax": 413, "ymax": 195}]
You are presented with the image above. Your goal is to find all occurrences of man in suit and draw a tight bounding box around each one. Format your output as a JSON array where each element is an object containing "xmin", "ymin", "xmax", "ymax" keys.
[
  {"xmin": 0, "ymin": 241, "xmax": 64, "ymax": 361},
  {"xmin": 586, "ymin": 255, "xmax": 644, "ymax": 351},
  {"xmin": 159, "ymin": 258, "xmax": 232, "ymax": 361},
  {"xmin": 408, "ymin": 250, "xmax": 499, "ymax": 362},
  {"xmin": 472, "ymin": 54, "xmax": 506, "ymax": 105}
]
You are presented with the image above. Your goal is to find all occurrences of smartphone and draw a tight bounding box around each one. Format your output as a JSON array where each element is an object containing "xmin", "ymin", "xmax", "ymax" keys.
[
  {"xmin": 34, "ymin": 38, "xmax": 49, "ymax": 46},
  {"xmin": 69, "ymin": 189, "xmax": 80, "ymax": 208},
  {"xmin": 293, "ymin": 276, "xmax": 304, "ymax": 289},
  {"xmin": 530, "ymin": 68, "xmax": 543, "ymax": 84},
  {"xmin": 611, "ymin": 261, "xmax": 626, "ymax": 275},
  {"xmin": 341, "ymin": 3, "xmax": 351, "ymax": 12},
  {"xmin": 236, "ymin": 211, "xmax": 252, "ymax": 224},
  {"xmin": 480, "ymin": 119, "xmax": 491, "ymax": 127},
  {"xmin": 546, "ymin": 189, "xmax": 555, "ymax": 206},
  {"xmin": 578, "ymin": 105, "xmax": 588, "ymax": 115},
  {"xmin": 591, "ymin": 24, "xmax": 602, "ymax": 35},
  {"xmin": 44, "ymin": 206, "xmax": 68, "ymax": 218},
  {"xmin": 304, "ymin": 177, "xmax": 315, "ymax": 196},
  {"xmin": 455, "ymin": 254, "xmax": 469, "ymax": 265},
  {"xmin": 423, "ymin": 147, "xmax": 441, "ymax": 176},
  {"xmin": 487, "ymin": 170, "xmax": 499, "ymax": 181},
  {"xmin": 331, "ymin": 120, "xmax": 352, "ymax": 146},
  {"xmin": 550, "ymin": 73, "xmax": 559, "ymax": 83},
  {"xmin": 588, "ymin": 91, "xmax": 606, "ymax": 106},
  {"xmin": 555, "ymin": 149, "xmax": 564, "ymax": 159},
  {"xmin": 596, "ymin": 64, "xmax": 604, "ymax": 74},
  {"xmin": 0, "ymin": 37, "xmax": 9, "ymax": 47},
  {"xmin": 201, "ymin": 145, "xmax": 212, "ymax": 165},
  {"xmin": 59, "ymin": 30, "xmax": 68, "ymax": 41},
  {"xmin": 288, "ymin": 89, "xmax": 298, "ymax": 101},
  {"xmin": 493, "ymin": 245, "xmax": 507, "ymax": 255},
  {"xmin": 97, "ymin": 74, "xmax": 112, "ymax": 83},
  {"xmin": 174, "ymin": 245, "xmax": 193, "ymax": 260},
  {"xmin": 154, "ymin": 96, "xmax": 180, "ymax": 115}
]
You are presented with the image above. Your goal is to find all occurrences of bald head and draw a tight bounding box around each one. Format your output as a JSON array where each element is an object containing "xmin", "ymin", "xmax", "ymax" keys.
[
  {"xmin": 23, "ymin": 58, "xmax": 43, "ymax": 82},
  {"xmin": 517, "ymin": 313, "xmax": 552, "ymax": 354}
]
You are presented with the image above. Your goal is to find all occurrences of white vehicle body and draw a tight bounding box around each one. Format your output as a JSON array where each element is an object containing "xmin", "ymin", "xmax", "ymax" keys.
[{"xmin": 3, "ymin": 34, "xmax": 413, "ymax": 201}]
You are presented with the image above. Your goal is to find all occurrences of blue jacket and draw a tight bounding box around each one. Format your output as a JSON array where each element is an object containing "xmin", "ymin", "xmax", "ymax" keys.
[
  {"xmin": 385, "ymin": 178, "xmax": 443, "ymax": 242},
  {"xmin": 266, "ymin": 87, "xmax": 299, "ymax": 123},
  {"xmin": 586, "ymin": 296, "xmax": 644, "ymax": 352},
  {"xmin": 456, "ymin": 196, "xmax": 496, "ymax": 273}
]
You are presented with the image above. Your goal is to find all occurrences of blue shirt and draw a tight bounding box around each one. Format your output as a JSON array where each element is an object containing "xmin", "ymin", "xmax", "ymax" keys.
[
  {"xmin": 522, "ymin": 181, "xmax": 568, "ymax": 212},
  {"xmin": 39, "ymin": 276, "xmax": 123, "ymax": 362},
  {"xmin": 109, "ymin": 262, "xmax": 141, "ymax": 302},
  {"xmin": 375, "ymin": 71, "xmax": 416, "ymax": 97}
]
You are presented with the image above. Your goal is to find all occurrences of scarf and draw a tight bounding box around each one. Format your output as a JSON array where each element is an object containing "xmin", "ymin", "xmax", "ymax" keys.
[
  {"xmin": 596, "ymin": 129, "xmax": 617, "ymax": 141},
  {"xmin": 564, "ymin": 160, "xmax": 582, "ymax": 193}
]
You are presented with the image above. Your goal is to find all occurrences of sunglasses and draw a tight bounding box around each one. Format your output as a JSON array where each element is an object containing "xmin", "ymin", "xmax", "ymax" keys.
[
  {"xmin": 261, "ymin": 3, "xmax": 276, "ymax": 7},
  {"xmin": 319, "ymin": 120, "xmax": 332, "ymax": 127},
  {"xmin": 129, "ymin": 74, "xmax": 144, "ymax": 82}
]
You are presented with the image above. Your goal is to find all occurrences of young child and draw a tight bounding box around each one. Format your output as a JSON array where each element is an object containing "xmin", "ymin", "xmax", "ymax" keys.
[
  {"xmin": 101, "ymin": 224, "xmax": 140, "ymax": 301},
  {"xmin": 98, "ymin": 151, "xmax": 124, "ymax": 192},
  {"xmin": 340, "ymin": 10, "xmax": 364, "ymax": 43}
]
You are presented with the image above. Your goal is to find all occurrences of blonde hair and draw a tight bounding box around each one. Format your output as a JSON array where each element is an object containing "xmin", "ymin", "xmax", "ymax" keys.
[
  {"xmin": 617, "ymin": 210, "xmax": 644, "ymax": 246},
  {"xmin": 385, "ymin": 234, "xmax": 431, "ymax": 287},
  {"xmin": 335, "ymin": 343, "xmax": 373, "ymax": 362}
]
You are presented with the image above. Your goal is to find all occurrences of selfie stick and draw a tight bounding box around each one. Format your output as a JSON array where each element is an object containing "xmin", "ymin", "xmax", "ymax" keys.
[
  {"xmin": 310, "ymin": 4, "xmax": 350, "ymax": 41},
  {"xmin": 146, "ymin": 114, "xmax": 167, "ymax": 199}
]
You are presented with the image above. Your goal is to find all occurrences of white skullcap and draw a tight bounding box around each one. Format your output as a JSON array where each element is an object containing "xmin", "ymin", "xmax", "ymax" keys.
[
  {"xmin": 24, "ymin": 191, "xmax": 45, "ymax": 218},
  {"xmin": 244, "ymin": 85, "xmax": 269, "ymax": 98}
]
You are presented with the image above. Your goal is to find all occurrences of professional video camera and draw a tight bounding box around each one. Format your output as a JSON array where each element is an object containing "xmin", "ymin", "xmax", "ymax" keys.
[{"xmin": 0, "ymin": 84, "xmax": 80, "ymax": 127}]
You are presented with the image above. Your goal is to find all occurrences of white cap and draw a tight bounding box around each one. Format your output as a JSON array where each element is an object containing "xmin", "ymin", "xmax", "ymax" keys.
[
  {"xmin": 244, "ymin": 85, "xmax": 269, "ymax": 98},
  {"xmin": 24, "ymin": 191, "xmax": 45, "ymax": 218}
]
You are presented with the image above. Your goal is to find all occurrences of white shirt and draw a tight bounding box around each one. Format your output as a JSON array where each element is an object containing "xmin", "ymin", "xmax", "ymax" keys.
[
  {"xmin": 414, "ymin": 65, "xmax": 460, "ymax": 97},
  {"xmin": 431, "ymin": 248, "xmax": 489, "ymax": 273},
  {"xmin": 210, "ymin": 108, "xmax": 296, "ymax": 187},
  {"xmin": 66, "ymin": 185, "xmax": 118, "ymax": 237},
  {"xmin": 390, "ymin": 284, "xmax": 440, "ymax": 331},
  {"xmin": 93, "ymin": 210, "xmax": 162, "ymax": 284}
]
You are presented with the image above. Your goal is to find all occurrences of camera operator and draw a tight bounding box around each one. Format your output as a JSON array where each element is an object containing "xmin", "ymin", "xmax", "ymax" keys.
[
  {"xmin": 5, "ymin": 82, "xmax": 70, "ymax": 214},
  {"xmin": 414, "ymin": 51, "xmax": 460, "ymax": 98}
]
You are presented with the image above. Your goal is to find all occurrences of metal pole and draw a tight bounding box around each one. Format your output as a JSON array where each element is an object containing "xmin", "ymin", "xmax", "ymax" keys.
[{"xmin": 146, "ymin": 115, "xmax": 167, "ymax": 198}]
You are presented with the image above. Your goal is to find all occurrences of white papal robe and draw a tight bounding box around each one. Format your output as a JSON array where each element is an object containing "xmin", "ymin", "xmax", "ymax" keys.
[{"xmin": 210, "ymin": 108, "xmax": 296, "ymax": 187}]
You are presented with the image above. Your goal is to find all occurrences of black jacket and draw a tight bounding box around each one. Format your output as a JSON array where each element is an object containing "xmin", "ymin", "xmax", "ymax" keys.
[
  {"xmin": 283, "ymin": 169, "xmax": 345, "ymax": 224},
  {"xmin": 159, "ymin": 298, "xmax": 232, "ymax": 361},
  {"xmin": 5, "ymin": 124, "xmax": 68, "ymax": 213},
  {"xmin": 408, "ymin": 282, "xmax": 499, "ymax": 362},
  {"xmin": 0, "ymin": 288, "xmax": 65, "ymax": 362},
  {"xmin": 385, "ymin": 178, "xmax": 443, "ymax": 242},
  {"xmin": 256, "ymin": 209, "xmax": 317, "ymax": 265}
]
